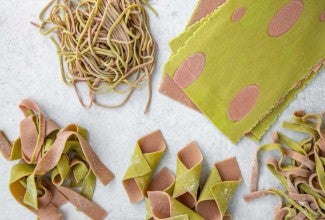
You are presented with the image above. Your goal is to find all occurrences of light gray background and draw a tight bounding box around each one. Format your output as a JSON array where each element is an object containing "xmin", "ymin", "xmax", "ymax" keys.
[{"xmin": 0, "ymin": 0, "xmax": 324, "ymax": 219}]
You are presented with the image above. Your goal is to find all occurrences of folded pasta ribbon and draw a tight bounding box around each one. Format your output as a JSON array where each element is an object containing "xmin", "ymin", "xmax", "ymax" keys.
[
  {"xmin": 145, "ymin": 167, "xmax": 176, "ymax": 220},
  {"xmin": 196, "ymin": 157, "xmax": 242, "ymax": 220},
  {"xmin": 244, "ymin": 111, "xmax": 325, "ymax": 219},
  {"xmin": 148, "ymin": 191, "xmax": 204, "ymax": 220},
  {"xmin": 0, "ymin": 99, "xmax": 114, "ymax": 220},
  {"xmin": 123, "ymin": 130, "xmax": 166, "ymax": 203},
  {"xmin": 173, "ymin": 142, "xmax": 203, "ymax": 209}
]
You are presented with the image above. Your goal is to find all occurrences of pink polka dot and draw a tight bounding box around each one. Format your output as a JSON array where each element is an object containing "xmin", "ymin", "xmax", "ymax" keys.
[
  {"xmin": 320, "ymin": 10, "xmax": 325, "ymax": 22},
  {"xmin": 232, "ymin": 7, "xmax": 246, "ymax": 22},
  {"xmin": 228, "ymin": 85, "xmax": 259, "ymax": 122},
  {"xmin": 173, "ymin": 53, "xmax": 206, "ymax": 89},
  {"xmin": 268, "ymin": 0, "xmax": 304, "ymax": 37}
]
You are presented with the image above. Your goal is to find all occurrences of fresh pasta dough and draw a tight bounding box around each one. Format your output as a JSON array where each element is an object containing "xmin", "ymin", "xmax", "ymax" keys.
[{"xmin": 0, "ymin": 99, "xmax": 114, "ymax": 220}]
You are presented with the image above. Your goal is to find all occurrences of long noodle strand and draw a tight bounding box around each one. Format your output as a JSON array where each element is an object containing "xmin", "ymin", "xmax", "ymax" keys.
[{"xmin": 35, "ymin": 0, "xmax": 156, "ymax": 112}]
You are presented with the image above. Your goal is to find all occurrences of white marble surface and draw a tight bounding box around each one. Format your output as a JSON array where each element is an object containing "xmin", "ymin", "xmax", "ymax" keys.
[{"xmin": 0, "ymin": 1, "xmax": 325, "ymax": 219}]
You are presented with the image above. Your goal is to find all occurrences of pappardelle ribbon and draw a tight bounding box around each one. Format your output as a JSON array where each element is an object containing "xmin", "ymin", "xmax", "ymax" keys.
[
  {"xmin": 123, "ymin": 130, "xmax": 166, "ymax": 203},
  {"xmin": 0, "ymin": 99, "xmax": 114, "ymax": 220},
  {"xmin": 173, "ymin": 142, "xmax": 203, "ymax": 209},
  {"xmin": 196, "ymin": 157, "xmax": 242, "ymax": 220},
  {"xmin": 145, "ymin": 167, "xmax": 176, "ymax": 220}
]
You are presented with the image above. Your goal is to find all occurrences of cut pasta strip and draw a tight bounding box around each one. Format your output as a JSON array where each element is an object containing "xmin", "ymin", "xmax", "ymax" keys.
[
  {"xmin": 146, "ymin": 167, "xmax": 176, "ymax": 220},
  {"xmin": 123, "ymin": 130, "xmax": 166, "ymax": 203},
  {"xmin": 196, "ymin": 157, "xmax": 242, "ymax": 220},
  {"xmin": 173, "ymin": 142, "xmax": 203, "ymax": 209}
]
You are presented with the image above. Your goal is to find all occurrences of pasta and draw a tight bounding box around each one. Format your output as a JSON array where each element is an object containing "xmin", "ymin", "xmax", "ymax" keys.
[
  {"xmin": 245, "ymin": 111, "xmax": 325, "ymax": 219},
  {"xmin": 145, "ymin": 167, "xmax": 176, "ymax": 220},
  {"xmin": 161, "ymin": 0, "xmax": 325, "ymax": 143},
  {"xmin": 123, "ymin": 132, "xmax": 242, "ymax": 219},
  {"xmin": 0, "ymin": 99, "xmax": 114, "ymax": 220},
  {"xmin": 148, "ymin": 191, "xmax": 204, "ymax": 220},
  {"xmin": 34, "ymin": 0, "xmax": 156, "ymax": 112},
  {"xmin": 123, "ymin": 130, "xmax": 166, "ymax": 203},
  {"xmin": 196, "ymin": 157, "xmax": 242, "ymax": 220},
  {"xmin": 172, "ymin": 142, "xmax": 203, "ymax": 209}
]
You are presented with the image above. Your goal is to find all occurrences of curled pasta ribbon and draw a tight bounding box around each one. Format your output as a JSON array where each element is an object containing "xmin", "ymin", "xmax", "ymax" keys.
[
  {"xmin": 196, "ymin": 157, "xmax": 242, "ymax": 220},
  {"xmin": 123, "ymin": 130, "xmax": 166, "ymax": 203},
  {"xmin": 173, "ymin": 142, "xmax": 203, "ymax": 209},
  {"xmin": 0, "ymin": 99, "xmax": 114, "ymax": 220},
  {"xmin": 35, "ymin": 0, "xmax": 156, "ymax": 112},
  {"xmin": 245, "ymin": 111, "xmax": 325, "ymax": 219},
  {"xmin": 145, "ymin": 167, "xmax": 176, "ymax": 220},
  {"xmin": 148, "ymin": 191, "xmax": 204, "ymax": 220}
]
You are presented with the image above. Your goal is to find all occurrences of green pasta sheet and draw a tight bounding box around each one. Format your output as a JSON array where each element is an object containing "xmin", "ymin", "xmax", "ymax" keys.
[
  {"xmin": 147, "ymin": 191, "xmax": 204, "ymax": 220},
  {"xmin": 123, "ymin": 130, "xmax": 166, "ymax": 203},
  {"xmin": 172, "ymin": 142, "xmax": 203, "ymax": 209},
  {"xmin": 164, "ymin": 0, "xmax": 325, "ymax": 143},
  {"xmin": 169, "ymin": 0, "xmax": 226, "ymax": 52},
  {"xmin": 168, "ymin": 0, "xmax": 322, "ymax": 142}
]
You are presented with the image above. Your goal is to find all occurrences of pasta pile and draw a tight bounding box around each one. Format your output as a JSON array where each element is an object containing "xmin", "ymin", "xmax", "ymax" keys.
[
  {"xmin": 245, "ymin": 111, "xmax": 325, "ymax": 219},
  {"xmin": 35, "ymin": 0, "xmax": 156, "ymax": 111},
  {"xmin": 0, "ymin": 99, "xmax": 114, "ymax": 220},
  {"xmin": 122, "ymin": 131, "xmax": 242, "ymax": 219}
]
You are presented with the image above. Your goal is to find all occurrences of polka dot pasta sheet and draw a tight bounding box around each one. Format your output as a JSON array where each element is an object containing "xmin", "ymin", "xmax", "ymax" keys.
[{"xmin": 161, "ymin": 0, "xmax": 325, "ymax": 143}]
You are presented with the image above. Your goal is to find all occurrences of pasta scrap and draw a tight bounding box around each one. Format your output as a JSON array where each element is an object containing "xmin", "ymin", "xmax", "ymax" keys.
[
  {"xmin": 123, "ymin": 130, "xmax": 166, "ymax": 203},
  {"xmin": 0, "ymin": 99, "xmax": 114, "ymax": 220},
  {"xmin": 244, "ymin": 111, "xmax": 325, "ymax": 219},
  {"xmin": 34, "ymin": 0, "xmax": 156, "ymax": 112}
]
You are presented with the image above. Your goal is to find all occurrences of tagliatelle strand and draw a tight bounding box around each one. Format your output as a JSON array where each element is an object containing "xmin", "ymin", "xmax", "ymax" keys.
[{"xmin": 245, "ymin": 111, "xmax": 325, "ymax": 219}]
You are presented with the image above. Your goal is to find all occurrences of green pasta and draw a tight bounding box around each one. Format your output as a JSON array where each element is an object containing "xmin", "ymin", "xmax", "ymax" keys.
[
  {"xmin": 34, "ymin": 0, "xmax": 156, "ymax": 112},
  {"xmin": 245, "ymin": 111, "xmax": 325, "ymax": 219},
  {"xmin": 0, "ymin": 99, "xmax": 114, "ymax": 220}
]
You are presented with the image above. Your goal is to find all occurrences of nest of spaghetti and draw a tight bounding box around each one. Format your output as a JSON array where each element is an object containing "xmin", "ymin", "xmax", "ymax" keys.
[{"xmin": 35, "ymin": 0, "xmax": 156, "ymax": 111}]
